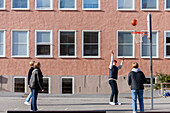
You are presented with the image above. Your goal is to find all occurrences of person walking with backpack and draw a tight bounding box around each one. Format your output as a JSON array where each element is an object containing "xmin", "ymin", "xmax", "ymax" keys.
[
  {"xmin": 128, "ymin": 62, "xmax": 146, "ymax": 113},
  {"xmin": 29, "ymin": 62, "xmax": 44, "ymax": 111},
  {"xmin": 109, "ymin": 50, "xmax": 124, "ymax": 105},
  {"xmin": 24, "ymin": 61, "xmax": 35, "ymax": 105}
]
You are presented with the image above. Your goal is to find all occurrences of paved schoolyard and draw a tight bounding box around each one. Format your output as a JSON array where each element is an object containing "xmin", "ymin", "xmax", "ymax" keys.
[{"xmin": 0, "ymin": 91, "xmax": 170, "ymax": 113}]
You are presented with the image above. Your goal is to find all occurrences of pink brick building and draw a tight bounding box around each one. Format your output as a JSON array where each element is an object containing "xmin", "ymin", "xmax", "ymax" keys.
[{"xmin": 0, "ymin": 0, "xmax": 169, "ymax": 94}]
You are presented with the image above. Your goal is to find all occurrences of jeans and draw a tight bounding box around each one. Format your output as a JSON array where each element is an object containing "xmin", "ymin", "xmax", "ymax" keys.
[
  {"xmin": 109, "ymin": 80, "xmax": 118, "ymax": 103},
  {"xmin": 131, "ymin": 90, "xmax": 144, "ymax": 113},
  {"xmin": 26, "ymin": 91, "xmax": 32, "ymax": 102},
  {"xmin": 31, "ymin": 88, "xmax": 38, "ymax": 111}
]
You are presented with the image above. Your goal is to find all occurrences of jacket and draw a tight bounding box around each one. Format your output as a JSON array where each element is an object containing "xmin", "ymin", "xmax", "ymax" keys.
[
  {"xmin": 29, "ymin": 68, "xmax": 43, "ymax": 90},
  {"xmin": 128, "ymin": 68, "xmax": 146, "ymax": 90}
]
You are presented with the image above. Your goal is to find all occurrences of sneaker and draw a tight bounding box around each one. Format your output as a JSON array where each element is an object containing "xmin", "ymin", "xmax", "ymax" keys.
[
  {"xmin": 24, "ymin": 101, "xmax": 30, "ymax": 105},
  {"xmin": 115, "ymin": 102, "xmax": 121, "ymax": 105},
  {"xmin": 109, "ymin": 102, "xmax": 116, "ymax": 105}
]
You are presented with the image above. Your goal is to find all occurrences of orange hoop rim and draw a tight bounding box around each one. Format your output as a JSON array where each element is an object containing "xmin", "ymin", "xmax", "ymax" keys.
[{"xmin": 131, "ymin": 32, "xmax": 149, "ymax": 36}]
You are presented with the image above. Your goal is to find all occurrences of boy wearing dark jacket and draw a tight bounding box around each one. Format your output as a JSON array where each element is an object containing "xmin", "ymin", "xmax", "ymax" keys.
[
  {"xmin": 29, "ymin": 62, "xmax": 44, "ymax": 111},
  {"xmin": 128, "ymin": 62, "xmax": 145, "ymax": 113}
]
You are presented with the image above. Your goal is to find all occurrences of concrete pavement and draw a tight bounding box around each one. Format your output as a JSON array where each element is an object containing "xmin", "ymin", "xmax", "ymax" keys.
[{"xmin": 0, "ymin": 91, "xmax": 170, "ymax": 113}]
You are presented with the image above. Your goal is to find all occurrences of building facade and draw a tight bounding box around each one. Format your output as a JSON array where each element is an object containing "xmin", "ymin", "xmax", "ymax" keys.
[{"xmin": 0, "ymin": 0, "xmax": 170, "ymax": 94}]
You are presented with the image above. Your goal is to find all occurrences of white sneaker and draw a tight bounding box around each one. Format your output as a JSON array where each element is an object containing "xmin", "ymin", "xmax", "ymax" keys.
[
  {"xmin": 115, "ymin": 102, "xmax": 121, "ymax": 105},
  {"xmin": 109, "ymin": 102, "xmax": 116, "ymax": 105},
  {"xmin": 24, "ymin": 101, "xmax": 30, "ymax": 105}
]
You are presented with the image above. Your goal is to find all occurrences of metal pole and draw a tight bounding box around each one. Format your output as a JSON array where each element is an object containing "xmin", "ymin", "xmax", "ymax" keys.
[{"xmin": 148, "ymin": 13, "xmax": 153, "ymax": 109}]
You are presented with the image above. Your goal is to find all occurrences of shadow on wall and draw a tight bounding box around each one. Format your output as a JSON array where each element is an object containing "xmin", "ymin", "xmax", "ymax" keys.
[{"xmin": 0, "ymin": 75, "xmax": 8, "ymax": 91}]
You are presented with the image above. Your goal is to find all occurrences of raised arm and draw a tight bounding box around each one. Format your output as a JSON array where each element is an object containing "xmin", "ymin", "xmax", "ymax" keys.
[
  {"xmin": 117, "ymin": 58, "xmax": 124, "ymax": 70},
  {"xmin": 109, "ymin": 51, "xmax": 114, "ymax": 69}
]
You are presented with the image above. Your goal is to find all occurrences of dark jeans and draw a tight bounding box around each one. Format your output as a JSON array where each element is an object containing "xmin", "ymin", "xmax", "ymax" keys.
[
  {"xmin": 31, "ymin": 88, "xmax": 38, "ymax": 111},
  {"xmin": 109, "ymin": 80, "xmax": 118, "ymax": 103}
]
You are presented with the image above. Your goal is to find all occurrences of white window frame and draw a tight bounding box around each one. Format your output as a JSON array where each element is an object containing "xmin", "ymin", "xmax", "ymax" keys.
[
  {"xmin": 165, "ymin": 0, "xmax": 170, "ymax": 10},
  {"xmin": 11, "ymin": 0, "xmax": 29, "ymax": 10},
  {"xmin": 58, "ymin": 30, "xmax": 77, "ymax": 58},
  {"xmin": 140, "ymin": 30, "xmax": 159, "ymax": 58},
  {"xmin": 13, "ymin": 76, "xmax": 27, "ymax": 93},
  {"xmin": 42, "ymin": 77, "xmax": 51, "ymax": 94},
  {"xmin": 117, "ymin": 0, "xmax": 135, "ymax": 11},
  {"xmin": 35, "ymin": 30, "xmax": 53, "ymax": 58},
  {"xmin": 35, "ymin": 0, "xmax": 53, "ymax": 10},
  {"xmin": 0, "ymin": 0, "xmax": 5, "ymax": 10},
  {"xmin": 82, "ymin": 30, "xmax": 100, "ymax": 58},
  {"xmin": 58, "ymin": 0, "xmax": 77, "ymax": 10},
  {"xmin": 11, "ymin": 30, "xmax": 29, "ymax": 58},
  {"xmin": 82, "ymin": 0, "xmax": 100, "ymax": 10},
  {"xmin": 60, "ymin": 77, "xmax": 74, "ymax": 94},
  {"xmin": 141, "ymin": 0, "xmax": 159, "ymax": 11},
  {"xmin": 164, "ymin": 31, "xmax": 170, "ymax": 58},
  {"xmin": 0, "ymin": 30, "xmax": 5, "ymax": 57},
  {"xmin": 117, "ymin": 30, "xmax": 135, "ymax": 58}
]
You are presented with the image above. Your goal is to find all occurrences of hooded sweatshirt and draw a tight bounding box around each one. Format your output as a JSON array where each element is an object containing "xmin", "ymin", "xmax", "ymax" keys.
[{"xmin": 128, "ymin": 68, "xmax": 146, "ymax": 90}]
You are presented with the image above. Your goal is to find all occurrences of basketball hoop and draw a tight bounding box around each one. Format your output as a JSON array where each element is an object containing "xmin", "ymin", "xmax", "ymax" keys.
[{"xmin": 131, "ymin": 31, "xmax": 149, "ymax": 44}]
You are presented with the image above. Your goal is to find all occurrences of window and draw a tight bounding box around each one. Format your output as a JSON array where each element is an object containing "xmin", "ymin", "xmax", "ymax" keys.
[
  {"xmin": 58, "ymin": 30, "xmax": 76, "ymax": 58},
  {"xmin": 59, "ymin": 0, "xmax": 76, "ymax": 10},
  {"xmin": 61, "ymin": 77, "xmax": 74, "ymax": 94},
  {"xmin": 39, "ymin": 77, "xmax": 50, "ymax": 94},
  {"xmin": 165, "ymin": 0, "xmax": 170, "ymax": 10},
  {"xmin": 141, "ymin": 0, "xmax": 158, "ymax": 10},
  {"xmin": 117, "ymin": 0, "xmax": 134, "ymax": 10},
  {"xmin": 83, "ymin": 0, "xmax": 100, "ymax": 10},
  {"xmin": 0, "ymin": 0, "xmax": 5, "ymax": 9},
  {"xmin": 0, "ymin": 31, "xmax": 5, "ymax": 57},
  {"xmin": 13, "ymin": 77, "xmax": 27, "ymax": 93},
  {"xmin": 141, "ymin": 32, "xmax": 158, "ymax": 58},
  {"xmin": 12, "ymin": 0, "xmax": 29, "ymax": 10},
  {"xmin": 35, "ymin": 0, "xmax": 52, "ymax": 10},
  {"xmin": 117, "ymin": 31, "xmax": 134, "ymax": 58},
  {"xmin": 11, "ymin": 30, "xmax": 29, "ymax": 57},
  {"xmin": 35, "ymin": 30, "xmax": 53, "ymax": 57},
  {"xmin": 82, "ymin": 31, "xmax": 100, "ymax": 58},
  {"xmin": 164, "ymin": 31, "xmax": 170, "ymax": 58}
]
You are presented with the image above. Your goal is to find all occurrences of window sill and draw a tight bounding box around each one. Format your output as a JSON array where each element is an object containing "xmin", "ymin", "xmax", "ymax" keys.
[
  {"xmin": 117, "ymin": 56, "xmax": 135, "ymax": 58},
  {"xmin": 58, "ymin": 8, "xmax": 77, "ymax": 11},
  {"xmin": 0, "ymin": 8, "xmax": 6, "ymax": 10},
  {"xmin": 164, "ymin": 56, "xmax": 170, "ymax": 59},
  {"xmin": 117, "ymin": 9, "xmax": 135, "ymax": 11},
  {"xmin": 141, "ymin": 9, "xmax": 159, "ymax": 11},
  {"xmin": 35, "ymin": 56, "xmax": 53, "ymax": 58},
  {"xmin": 11, "ymin": 56, "xmax": 29, "ymax": 58},
  {"xmin": 141, "ymin": 56, "xmax": 159, "ymax": 59},
  {"xmin": 165, "ymin": 9, "xmax": 170, "ymax": 11},
  {"xmin": 82, "ymin": 56, "xmax": 101, "ymax": 58},
  {"xmin": 35, "ymin": 8, "xmax": 53, "ymax": 10},
  {"xmin": 82, "ymin": 9, "xmax": 101, "ymax": 11},
  {"xmin": 59, "ymin": 56, "xmax": 77, "ymax": 58},
  {"xmin": 11, "ymin": 8, "xmax": 30, "ymax": 10}
]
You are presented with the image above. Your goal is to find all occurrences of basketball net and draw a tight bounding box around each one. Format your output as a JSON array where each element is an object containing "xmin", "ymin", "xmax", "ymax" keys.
[
  {"xmin": 131, "ymin": 31, "xmax": 149, "ymax": 44},
  {"xmin": 131, "ymin": 32, "xmax": 144, "ymax": 44}
]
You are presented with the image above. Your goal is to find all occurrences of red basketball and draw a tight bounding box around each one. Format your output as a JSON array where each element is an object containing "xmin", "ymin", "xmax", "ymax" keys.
[{"xmin": 131, "ymin": 19, "xmax": 137, "ymax": 26}]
